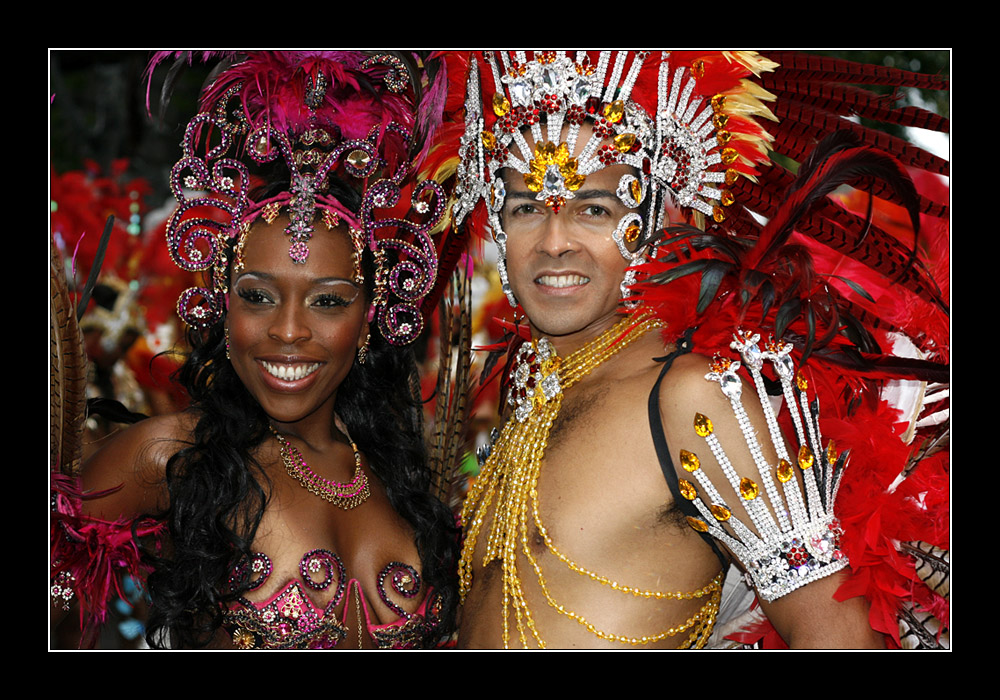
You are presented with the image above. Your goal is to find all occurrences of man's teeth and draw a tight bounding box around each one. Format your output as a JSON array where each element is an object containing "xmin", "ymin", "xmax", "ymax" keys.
[
  {"xmin": 536, "ymin": 274, "xmax": 589, "ymax": 288},
  {"xmin": 262, "ymin": 362, "xmax": 320, "ymax": 381}
]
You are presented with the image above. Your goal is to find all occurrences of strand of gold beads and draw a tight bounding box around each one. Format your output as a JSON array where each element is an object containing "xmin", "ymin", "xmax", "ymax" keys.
[{"xmin": 460, "ymin": 314, "xmax": 720, "ymax": 648}]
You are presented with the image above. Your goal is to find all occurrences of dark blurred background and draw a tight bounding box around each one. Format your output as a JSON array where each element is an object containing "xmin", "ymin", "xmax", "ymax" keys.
[{"xmin": 49, "ymin": 50, "xmax": 950, "ymax": 211}]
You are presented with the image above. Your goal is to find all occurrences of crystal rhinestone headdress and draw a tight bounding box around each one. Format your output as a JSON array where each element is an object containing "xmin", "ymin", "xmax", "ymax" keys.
[
  {"xmin": 160, "ymin": 51, "xmax": 444, "ymax": 345},
  {"xmin": 679, "ymin": 330, "xmax": 849, "ymax": 602},
  {"xmin": 449, "ymin": 51, "xmax": 777, "ymax": 306}
]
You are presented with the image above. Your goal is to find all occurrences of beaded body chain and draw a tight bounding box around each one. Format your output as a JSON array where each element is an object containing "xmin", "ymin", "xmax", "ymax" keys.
[{"xmin": 459, "ymin": 315, "xmax": 721, "ymax": 648}]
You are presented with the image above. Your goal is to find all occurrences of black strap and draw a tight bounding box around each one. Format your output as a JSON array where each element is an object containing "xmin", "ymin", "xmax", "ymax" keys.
[{"xmin": 647, "ymin": 331, "xmax": 728, "ymax": 570}]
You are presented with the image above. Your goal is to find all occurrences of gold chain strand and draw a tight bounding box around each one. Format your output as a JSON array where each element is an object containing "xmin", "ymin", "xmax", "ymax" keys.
[
  {"xmin": 272, "ymin": 428, "xmax": 370, "ymax": 510},
  {"xmin": 459, "ymin": 315, "xmax": 720, "ymax": 648},
  {"xmin": 533, "ymin": 496, "xmax": 721, "ymax": 600}
]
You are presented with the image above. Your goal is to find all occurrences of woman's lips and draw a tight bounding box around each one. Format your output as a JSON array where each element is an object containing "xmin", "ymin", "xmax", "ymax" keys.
[{"xmin": 259, "ymin": 360, "xmax": 321, "ymax": 381}]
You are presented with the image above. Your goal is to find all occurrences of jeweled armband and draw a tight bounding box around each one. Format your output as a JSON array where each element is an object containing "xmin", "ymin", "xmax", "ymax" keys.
[{"xmin": 679, "ymin": 330, "xmax": 848, "ymax": 602}]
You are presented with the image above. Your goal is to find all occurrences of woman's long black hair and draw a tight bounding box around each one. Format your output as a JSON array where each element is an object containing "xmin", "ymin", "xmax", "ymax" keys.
[{"xmin": 142, "ymin": 181, "xmax": 458, "ymax": 648}]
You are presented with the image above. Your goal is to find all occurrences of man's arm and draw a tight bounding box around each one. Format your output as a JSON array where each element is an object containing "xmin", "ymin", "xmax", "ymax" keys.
[{"xmin": 658, "ymin": 351, "xmax": 881, "ymax": 649}]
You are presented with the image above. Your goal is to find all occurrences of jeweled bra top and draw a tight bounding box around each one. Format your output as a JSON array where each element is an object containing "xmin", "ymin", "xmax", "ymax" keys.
[{"xmin": 222, "ymin": 549, "xmax": 443, "ymax": 649}]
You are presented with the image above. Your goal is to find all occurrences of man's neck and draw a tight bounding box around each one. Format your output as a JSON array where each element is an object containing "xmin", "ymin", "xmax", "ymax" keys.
[{"xmin": 528, "ymin": 311, "xmax": 628, "ymax": 357}]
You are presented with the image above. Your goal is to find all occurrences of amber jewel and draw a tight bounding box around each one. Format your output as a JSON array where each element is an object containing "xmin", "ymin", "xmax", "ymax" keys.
[
  {"xmin": 614, "ymin": 133, "xmax": 636, "ymax": 153},
  {"xmin": 679, "ymin": 479, "xmax": 698, "ymax": 500},
  {"xmin": 798, "ymin": 446, "xmax": 815, "ymax": 470},
  {"xmin": 492, "ymin": 92, "xmax": 511, "ymax": 117},
  {"xmin": 481, "ymin": 131, "xmax": 497, "ymax": 150},
  {"xmin": 694, "ymin": 413, "xmax": 714, "ymax": 437},
  {"xmin": 524, "ymin": 141, "xmax": 586, "ymax": 196},
  {"xmin": 776, "ymin": 459, "xmax": 794, "ymax": 483},
  {"xmin": 687, "ymin": 516, "xmax": 709, "ymax": 533},
  {"xmin": 710, "ymin": 504, "xmax": 732, "ymax": 521},
  {"xmin": 680, "ymin": 449, "xmax": 700, "ymax": 472},
  {"xmin": 739, "ymin": 477, "xmax": 759, "ymax": 500},
  {"xmin": 603, "ymin": 99, "xmax": 625, "ymax": 123}
]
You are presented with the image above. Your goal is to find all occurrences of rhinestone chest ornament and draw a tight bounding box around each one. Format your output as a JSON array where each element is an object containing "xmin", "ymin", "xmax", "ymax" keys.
[
  {"xmin": 508, "ymin": 337, "xmax": 562, "ymax": 423},
  {"xmin": 679, "ymin": 330, "xmax": 848, "ymax": 602}
]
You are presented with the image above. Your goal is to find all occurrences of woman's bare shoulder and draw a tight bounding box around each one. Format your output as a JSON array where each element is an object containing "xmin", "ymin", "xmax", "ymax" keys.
[{"xmin": 79, "ymin": 411, "xmax": 198, "ymax": 519}]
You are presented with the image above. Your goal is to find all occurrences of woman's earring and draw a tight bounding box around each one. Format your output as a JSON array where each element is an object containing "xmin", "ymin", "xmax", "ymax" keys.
[
  {"xmin": 357, "ymin": 331, "xmax": 370, "ymax": 365},
  {"xmin": 225, "ymin": 327, "xmax": 231, "ymax": 360}
]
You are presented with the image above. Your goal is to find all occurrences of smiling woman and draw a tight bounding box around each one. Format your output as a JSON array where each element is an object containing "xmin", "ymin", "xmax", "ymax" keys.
[
  {"xmin": 51, "ymin": 52, "xmax": 458, "ymax": 649},
  {"xmin": 227, "ymin": 217, "xmax": 368, "ymax": 430}
]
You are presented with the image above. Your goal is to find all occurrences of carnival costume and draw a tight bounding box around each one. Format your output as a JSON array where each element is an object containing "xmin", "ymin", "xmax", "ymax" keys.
[
  {"xmin": 441, "ymin": 51, "xmax": 948, "ymax": 648},
  {"xmin": 51, "ymin": 51, "xmax": 463, "ymax": 649}
]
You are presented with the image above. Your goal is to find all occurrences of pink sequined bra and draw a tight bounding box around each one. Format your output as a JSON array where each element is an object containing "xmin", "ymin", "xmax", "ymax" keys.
[{"xmin": 221, "ymin": 549, "xmax": 444, "ymax": 649}]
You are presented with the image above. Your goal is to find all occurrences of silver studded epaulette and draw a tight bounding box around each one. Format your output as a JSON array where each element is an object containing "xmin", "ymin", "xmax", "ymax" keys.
[{"xmin": 679, "ymin": 330, "xmax": 849, "ymax": 602}]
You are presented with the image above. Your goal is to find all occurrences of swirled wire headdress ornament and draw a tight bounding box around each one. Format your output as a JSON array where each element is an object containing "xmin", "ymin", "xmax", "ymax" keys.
[{"xmin": 158, "ymin": 51, "xmax": 445, "ymax": 345}]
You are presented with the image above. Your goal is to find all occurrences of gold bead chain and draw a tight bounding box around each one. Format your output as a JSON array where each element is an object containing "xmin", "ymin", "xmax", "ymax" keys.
[{"xmin": 459, "ymin": 315, "xmax": 721, "ymax": 648}]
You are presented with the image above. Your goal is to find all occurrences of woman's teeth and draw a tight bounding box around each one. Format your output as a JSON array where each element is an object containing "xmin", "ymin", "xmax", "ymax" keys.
[
  {"xmin": 536, "ymin": 274, "xmax": 589, "ymax": 288},
  {"xmin": 261, "ymin": 362, "xmax": 320, "ymax": 381}
]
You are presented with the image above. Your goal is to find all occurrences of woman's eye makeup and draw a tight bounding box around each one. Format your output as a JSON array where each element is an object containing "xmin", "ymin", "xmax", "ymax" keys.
[
  {"xmin": 234, "ymin": 280, "xmax": 360, "ymax": 308},
  {"xmin": 312, "ymin": 281, "xmax": 361, "ymax": 308},
  {"xmin": 236, "ymin": 287, "xmax": 273, "ymax": 305}
]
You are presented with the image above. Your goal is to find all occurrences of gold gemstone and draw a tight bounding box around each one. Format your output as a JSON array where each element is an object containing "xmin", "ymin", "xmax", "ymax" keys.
[
  {"xmin": 711, "ymin": 94, "xmax": 727, "ymax": 111},
  {"xmin": 492, "ymin": 93, "xmax": 511, "ymax": 117},
  {"xmin": 716, "ymin": 130, "xmax": 732, "ymax": 146},
  {"xmin": 725, "ymin": 169, "xmax": 740, "ymax": 186},
  {"xmin": 826, "ymin": 441, "xmax": 838, "ymax": 464},
  {"xmin": 691, "ymin": 59, "xmax": 705, "ymax": 79},
  {"xmin": 693, "ymin": 413, "xmax": 713, "ymax": 437},
  {"xmin": 712, "ymin": 205, "xmax": 727, "ymax": 223},
  {"xmin": 721, "ymin": 147, "xmax": 739, "ymax": 165},
  {"xmin": 613, "ymin": 133, "xmax": 636, "ymax": 153},
  {"xmin": 796, "ymin": 372, "xmax": 808, "ymax": 391},
  {"xmin": 721, "ymin": 190, "xmax": 735, "ymax": 207},
  {"xmin": 713, "ymin": 113, "xmax": 730, "ymax": 130},
  {"xmin": 687, "ymin": 516, "xmax": 709, "ymax": 533},
  {"xmin": 776, "ymin": 459, "xmax": 794, "ymax": 483},
  {"xmin": 710, "ymin": 504, "xmax": 732, "ymax": 521},
  {"xmin": 630, "ymin": 179, "xmax": 642, "ymax": 202},
  {"xmin": 798, "ymin": 446, "xmax": 815, "ymax": 470},
  {"xmin": 679, "ymin": 450, "xmax": 700, "ymax": 472},
  {"xmin": 624, "ymin": 223, "xmax": 641, "ymax": 243},
  {"xmin": 481, "ymin": 130, "xmax": 497, "ymax": 150},
  {"xmin": 739, "ymin": 477, "xmax": 759, "ymax": 500},
  {"xmin": 603, "ymin": 100, "xmax": 625, "ymax": 124},
  {"xmin": 678, "ymin": 479, "xmax": 697, "ymax": 501}
]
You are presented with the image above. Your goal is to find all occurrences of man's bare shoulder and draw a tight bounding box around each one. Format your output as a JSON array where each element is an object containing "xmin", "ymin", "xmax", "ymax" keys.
[
  {"xmin": 655, "ymin": 351, "xmax": 730, "ymax": 441},
  {"xmin": 80, "ymin": 411, "xmax": 197, "ymax": 519}
]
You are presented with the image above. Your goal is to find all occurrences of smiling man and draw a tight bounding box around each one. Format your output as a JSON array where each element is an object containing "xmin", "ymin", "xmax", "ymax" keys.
[{"xmin": 446, "ymin": 51, "xmax": 949, "ymax": 649}]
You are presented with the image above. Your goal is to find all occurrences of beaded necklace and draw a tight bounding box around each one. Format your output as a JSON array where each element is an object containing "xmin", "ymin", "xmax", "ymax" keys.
[
  {"xmin": 459, "ymin": 315, "xmax": 721, "ymax": 648},
  {"xmin": 271, "ymin": 428, "xmax": 370, "ymax": 510}
]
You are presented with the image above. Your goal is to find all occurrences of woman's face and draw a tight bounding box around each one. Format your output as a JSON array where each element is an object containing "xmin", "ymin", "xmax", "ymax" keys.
[{"xmin": 226, "ymin": 215, "xmax": 368, "ymax": 429}]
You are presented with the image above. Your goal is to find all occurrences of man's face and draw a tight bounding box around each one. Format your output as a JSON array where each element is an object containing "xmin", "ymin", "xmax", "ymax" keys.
[{"xmin": 499, "ymin": 126, "xmax": 639, "ymax": 341}]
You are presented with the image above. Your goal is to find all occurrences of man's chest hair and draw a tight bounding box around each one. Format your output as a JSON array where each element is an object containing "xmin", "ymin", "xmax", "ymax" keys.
[{"xmin": 547, "ymin": 381, "xmax": 611, "ymax": 450}]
